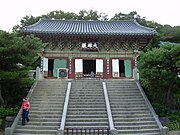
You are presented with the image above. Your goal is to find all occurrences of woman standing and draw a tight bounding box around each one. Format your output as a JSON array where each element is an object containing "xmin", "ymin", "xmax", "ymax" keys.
[{"xmin": 21, "ymin": 97, "xmax": 30, "ymax": 125}]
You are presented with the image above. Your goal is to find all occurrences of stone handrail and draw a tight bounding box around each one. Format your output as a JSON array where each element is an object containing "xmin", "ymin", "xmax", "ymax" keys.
[
  {"xmin": 5, "ymin": 81, "xmax": 38, "ymax": 135},
  {"xmin": 102, "ymin": 82, "xmax": 118, "ymax": 135},
  {"xmin": 57, "ymin": 82, "xmax": 71, "ymax": 135},
  {"xmin": 134, "ymin": 66, "xmax": 168, "ymax": 135}
]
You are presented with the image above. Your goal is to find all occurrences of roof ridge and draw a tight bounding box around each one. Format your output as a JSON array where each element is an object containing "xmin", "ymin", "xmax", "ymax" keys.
[{"xmin": 41, "ymin": 18, "xmax": 135, "ymax": 23}]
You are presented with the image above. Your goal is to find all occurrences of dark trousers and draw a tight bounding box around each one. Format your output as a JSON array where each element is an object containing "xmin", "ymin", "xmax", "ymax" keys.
[{"xmin": 22, "ymin": 110, "xmax": 29, "ymax": 125}]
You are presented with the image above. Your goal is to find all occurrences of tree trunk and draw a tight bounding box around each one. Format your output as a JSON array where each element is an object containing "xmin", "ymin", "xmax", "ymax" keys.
[
  {"xmin": 167, "ymin": 78, "xmax": 175, "ymax": 109},
  {"xmin": 0, "ymin": 80, "xmax": 5, "ymax": 106}
]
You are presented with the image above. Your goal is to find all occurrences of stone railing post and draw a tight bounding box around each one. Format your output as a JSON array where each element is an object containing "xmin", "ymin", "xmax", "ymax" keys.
[
  {"xmin": 102, "ymin": 82, "xmax": 118, "ymax": 135},
  {"xmin": 57, "ymin": 82, "xmax": 71, "ymax": 135}
]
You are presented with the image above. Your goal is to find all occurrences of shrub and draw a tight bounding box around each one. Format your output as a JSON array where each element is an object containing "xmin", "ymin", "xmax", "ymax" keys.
[{"xmin": 0, "ymin": 107, "xmax": 20, "ymax": 119}]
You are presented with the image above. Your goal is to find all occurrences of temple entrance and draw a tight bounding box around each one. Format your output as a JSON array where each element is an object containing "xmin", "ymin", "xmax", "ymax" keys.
[
  {"xmin": 83, "ymin": 60, "xmax": 96, "ymax": 77},
  {"xmin": 119, "ymin": 60, "xmax": 125, "ymax": 77},
  {"xmin": 47, "ymin": 59, "xmax": 67, "ymax": 77},
  {"xmin": 112, "ymin": 59, "xmax": 132, "ymax": 78},
  {"xmin": 48, "ymin": 59, "xmax": 54, "ymax": 77},
  {"xmin": 75, "ymin": 59, "xmax": 103, "ymax": 78}
]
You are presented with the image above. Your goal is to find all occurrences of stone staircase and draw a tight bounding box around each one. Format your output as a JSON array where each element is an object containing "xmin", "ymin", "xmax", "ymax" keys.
[
  {"xmin": 106, "ymin": 80, "xmax": 161, "ymax": 135},
  {"xmin": 65, "ymin": 80, "xmax": 109, "ymax": 133},
  {"xmin": 13, "ymin": 79, "xmax": 68, "ymax": 135},
  {"xmin": 9, "ymin": 79, "xmax": 164, "ymax": 135}
]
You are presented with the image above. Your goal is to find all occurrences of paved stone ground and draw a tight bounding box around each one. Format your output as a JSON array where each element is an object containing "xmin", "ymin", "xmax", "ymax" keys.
[
  {"xmin": 169, "ymin": 131, "xmax": 180, "ymax": 135},
  {"xmin": 0, "ymin": 130, "xmax": 180, "ymax": 135}
]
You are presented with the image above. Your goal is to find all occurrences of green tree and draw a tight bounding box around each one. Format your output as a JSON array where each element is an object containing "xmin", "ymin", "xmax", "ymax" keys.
[
  {"xmin": 13, "ymin": 9, "xmax": 108, "ymax": 32},
  {"xmin": 138, "ymin": 44, "xmax": 180, "ymax": 109},
  {"xmin": 0, "ymin": 30, "xmax": 44, "ymax": 106},
  {"xmin": 159, "ymin": 25, "xmax": 180, "ymax": 43},
  {"xmin": 77, "ymin": 9, "xmax": 108, "ymax": 20}
]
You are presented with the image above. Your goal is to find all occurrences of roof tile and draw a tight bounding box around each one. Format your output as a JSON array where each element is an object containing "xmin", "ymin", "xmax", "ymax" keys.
[{"xmin": 22, "ymin": 19, "xmax": 157, "ymax": 36}]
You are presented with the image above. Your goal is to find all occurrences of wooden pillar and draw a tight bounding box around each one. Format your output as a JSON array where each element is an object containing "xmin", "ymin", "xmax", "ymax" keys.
[{"xmin": 68, "ymin": 58, "xmax": 75, "ymax": 79}]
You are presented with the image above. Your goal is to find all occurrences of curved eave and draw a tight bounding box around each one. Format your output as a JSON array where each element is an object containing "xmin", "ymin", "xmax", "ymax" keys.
[{"xmin": 22, "ymin": 30, "xmax": 157, "ymax": 37}]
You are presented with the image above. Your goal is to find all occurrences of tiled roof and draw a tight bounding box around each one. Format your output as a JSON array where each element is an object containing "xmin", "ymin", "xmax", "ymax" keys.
[{"xmin": 22, "ymin": 19, "xmax": 157, "ymax": 36}]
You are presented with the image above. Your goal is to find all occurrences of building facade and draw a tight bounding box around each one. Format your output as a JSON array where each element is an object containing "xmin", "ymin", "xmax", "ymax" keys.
[{"xmin": 22, "ymin": 19, "xmax": 157, "ymax": 79}]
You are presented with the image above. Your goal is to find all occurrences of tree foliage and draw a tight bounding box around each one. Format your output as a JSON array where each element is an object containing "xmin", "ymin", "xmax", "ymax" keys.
[
  {"xmin": 0, "ymin": 30, "xmax": 44, "ymax": 106},
  {"xmin": 13, "ymin": 9, "xmax": 108, "ymax": 32},
  {"xmin": 159, "ymin": 25, "xmax": 180, "ymax": 43},
  {"xmin": 138, "ymin": 44, "xmax": 180, "ymax": 109}
]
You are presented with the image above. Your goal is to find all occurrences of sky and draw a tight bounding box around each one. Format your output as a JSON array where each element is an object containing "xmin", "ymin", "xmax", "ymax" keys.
[{"xmin": 0, "ymin": 0, "xmax": 180, "ymax": 32}]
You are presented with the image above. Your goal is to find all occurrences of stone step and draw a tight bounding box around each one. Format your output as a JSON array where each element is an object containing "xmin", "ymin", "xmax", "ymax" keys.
[
  {"xmin": 33, "ymin": 89, "xmax": 66, "ymax": 91},
  {"xmin": 109, "ymin": 99, "xmax": 144, "ymax": 102},
  {"xmin": 16, "ymin": 125, "xmax": 59, "ymax": 130},
  {"xmin": 30, "ymin": 95, "xmax": 65, "ymax": 98},
  {"xmin": 112, "ymin": 111, "xmax": 151, "ymax": 115},
  {"xmin": 29, "ymin": 114, "xmax": 61, "ymax": 118},
  {"xmin": 18, "ymin": 121, "xmax": 60, "ymax": 126},
  {"xmin": 34, "ymin": 87, "xmax": 66, "ymax": 89},
  {"xmin": 70, "ymin": 95, "xmax": 104, "ymax": 98},
  {"xmin": 110, "ymin": 104, "xmax": 147, "ymax": 108},
  {"xmin": 108, "ymin": 92, "xmax": 141, "ymax": 96},
  {"xmin": 36, "ymin": 83, "xmax": 67, "ymax": 85},
  {"xmin": 109, "ymin": 101, "xmax": 147, "ymax": 105},
  {"xmin": 69, "ymin": 99, "xmax": 105, "ymax": 102},
  {"xmin": 107, "ymin": 85, "xmax": 138, "ymax": 88},
  {"xmin": 24, "ymin": 118, "xmax": 61, "ymax": 122},
  {"xmin": 112, "ymin": 114, "xmax": 153, "ymax": 118},
  {"xmin": 65, "ymin": 121, "xmax": 108, "ymax": 126},
  {"xmin": 116, "ymin": 133, "xmax": 160, "ymax": 135},
  {"xmin": 108, "ymin": 90, "xmax": 139, "ymax": 93},
  {"xmin": 30, "ymin": 101, "xmax": 64, "ymax": 104},
  {"xmin": 31, "ymin": 93, "xmax": 64, "ymax": 95},
  {"xmin": 70, "ymin": 93, "xmax": 103, "ymax": 95},
  {"xmin": 114, "ymin": 121, "xmax": 157, "ymax": 126},
  {"xmin": 67, "ymin": 111, "xmax": 107, "ymax": 115},
  {"xmin": 66, "ymin": 114, "xmax": 108, "ymax": 118},
  {"xmin": 68, "ymin": 105, "xmax": 106, "ymax": 108},
  {"xmin": 65, "ymin": 125, "xmax": 109, "ymax": 129},
  {"xmin": 117, "ymin": 129, "xmax": 160, "ymax": 134},
  {"xmin": 70, "ymin": 90, "xmax": 103, "ymax": 93},
  {"xmin": 67, "ymin": 108, "xmax": 107, "ymax": 111},
  {"xmin": 14, "ymin": 129, "xmax": 57, "ymax": 134},
  {"xmin": 66, "ymin": 118, "xmax": 108, "ymax": 122},
  {"xmin": 30, "ymin": 99, "xmax": 64, "ymax": 102},
  {"xmin": 115, "ymin": 125, "xmax": 159, "ymax": 130},
  {"xmin": 71, "ymin": 85, "xmax": 102, "ymax": 88},
  {"xmin": 69, "ymin": 98, "xmax": 105, "ymax": 101},
  {"xmin": 109, "ymin": 96, "xmax": 143, "ymax": 99},
  {"xmin": 29, "ymin": 110, "xmax": 62, "ymax": 115},
  {"xmin": 111, "ymin": 107, "xmax": 149, "ymax": 111},
  {"xmin": 29, "ymin": 108, "xmax": 62, "ymax": 111},
  {"xmin": 68, "ymin": 102, "xmax": 106, "ymax": 105},
  {"xmin": 30, "ymin": 103, "xmax": 64, "ymax": 107},
  {"xmin": 30, "ymin": 105, "xmax": 63, "ymax": 108},
  {"xmin": 112, "ymin": 117, "xmax": 155, "ymax": 122}
]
